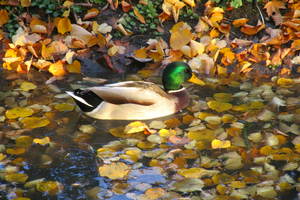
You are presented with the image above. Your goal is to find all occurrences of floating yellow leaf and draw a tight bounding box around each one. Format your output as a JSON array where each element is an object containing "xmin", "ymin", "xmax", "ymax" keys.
[
  {"xmin": 54, "ymin": 103, "xmax": 75, "ymax": 111},
  {"xmin": 133, "ymin": 7, "xmax": 145, "ymax": 24},
  {"xmin": 66, "ymin": 60, "xmax": 81, "ymax": 73},
  {"xmin": 230, "ymin": 181, "xmax": 246, "ymax": 188},
  {"xmin": 178, "ymin": 168, "xmax": 208, "ymax": 178},
  {"xmin": 124, "ymin": 121, "xmax": 148, "ymax": 134},
  {"xmin": 213, "ymin": 93, "xmax": 232, "ymax": 102},
  {"xmin": 12, "ymin": 197, "xmax": 31, "ymax": 200},
  {"xmin": 5, "ymin": 173, "xmax": 28, "ymax": 183},
  {"xmin": 20, "ymin": 81, "xmax": 37, "ymax": 91},
  {"xmin": 207, "ymin": 100, "xmax": 232, "ymax": 112},
  {"xmin": 48, "ymin": 61, "xmax": 66, "ymax": 77},
  {"xmin": 6, "ymin": 147, "xmax": 26, "ymax": 155},
  {"xmin": 0, "ymin": 153, "xmax": 6, "ymax": 161},
  {"xmin": 277, "ymin": 78, "xmax": 294, "ymax": 87},
  {"xmin": 33, "ymin": 137, "xmax": 51, "ymax": 145},
  {"xmin": 145, "ymin": 188, "xmax": 166, "ymax": 200},
  {"xmin": 16, "ymin": 136, "xmax": 33, "ymax": 148},
  {"xmin": 57, "ymin": 17, "xmax": 72, "ymax": 34},
  {"xmin": 21, "ymin": 117, "xmax": 50, "ymax": 129},
  {"xmin": 211, "ymin": 139, "xmax": 231, "ymax": 149},
  {"xmin": 0, "ymin": 10, "xmax": 9, "ymax": 27},
  {"xmin": 36, "ymin": 181, "xmax": 61, "ymax": 195},
  {"xmin": 99, "ymin": 162, "xmax": 130, "ymax": 180},
  {"xmin": 6, "ymin": 107, "xmax": 34, "ymax": 119}
]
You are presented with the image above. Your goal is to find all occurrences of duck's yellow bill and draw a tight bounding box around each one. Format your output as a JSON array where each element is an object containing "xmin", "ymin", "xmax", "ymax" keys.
[{"xmin": 188, "ymin": 73, "xmax": 205, "ymax": 86}]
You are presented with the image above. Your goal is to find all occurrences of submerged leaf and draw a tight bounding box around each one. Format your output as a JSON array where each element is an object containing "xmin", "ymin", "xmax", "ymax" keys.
[
  {"xmin": 207, "ymin": 101, "xmax": 232, "ymax": 112},
  {"xmin": 6, "ymin": 107, "xmax": 34, "ymax": 119}
]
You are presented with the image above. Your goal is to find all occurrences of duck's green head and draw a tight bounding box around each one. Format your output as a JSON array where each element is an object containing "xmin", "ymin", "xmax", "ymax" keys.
[{"xmin": 162, "ymin": 62, "xmax": 193, "ymax": 91}]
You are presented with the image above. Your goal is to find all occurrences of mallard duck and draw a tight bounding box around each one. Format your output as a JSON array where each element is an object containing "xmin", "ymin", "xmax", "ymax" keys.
[{"xmin": 66, "ymin": 62, "xmax": 203, "ymax": 120}]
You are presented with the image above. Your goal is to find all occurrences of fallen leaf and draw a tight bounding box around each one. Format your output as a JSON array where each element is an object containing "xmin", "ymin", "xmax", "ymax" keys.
[
  {"xmin": 207, "ymin": 100, "xmax": 232, "ymax": 112},
  {"xmin": 5, "ymin": 173, "xmax": 28, "ymax": 183},
  {"xmin": 66, "ymin": 60, "xmax": 81, "ymax": 73},
  {"xmin": 33, "ymin": 137, "xmax": 51, "ymax": 145},
  {"xmin": 99, "ymin": 162, "xmax": 130, "ymax": 180},
  {"xmin": 21, "ymin": 117, "xmax": 50, "ymax": 129},
  {"xmin": 57, "ymin": 17, "xmax": 72, "ymax": 34},
  {"xmin": 48, "ymin": 61, "xmax": 66, "ymax": 77},
  {"xmin": 0, "ymin": 9, "xmax": 9, "ymax": 27},
  {"xmin": 54, "ymin": 103, "xmax": 75, "ymax": 111},
  {"xmin": 133, "ymin": 7, "xmax": 146, "ymax": 24},
  {"xmin": 20, "ymin": 81, "xmax": 37, "ymax": 91},
  {"xmin": 211, "ymin": 139, "xmax": 231, "ymax": 149},
  {"xmin": 83, "ymin": 8, "xmax": 100, "ymax": 20},
  {"xmin": 6, "ymin": 107, "xmax": 34, "ymax": 119}
]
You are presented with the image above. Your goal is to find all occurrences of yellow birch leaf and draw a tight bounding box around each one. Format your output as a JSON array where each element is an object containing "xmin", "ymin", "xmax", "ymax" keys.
[
  {"xmin": 178, "ymin": 168, "xmax": 207, "ymax": 178},
  {"xmin": 63, "ymin": 0, "xmax": 74, "ymax": 7},
  {"xmin": 48, "ymin": 61, "xmax": 66, "ymax": 77},
  {"xmin": 182, "ymin": 0, "xmax": 195, "ymax": 7},
  {"xmin": 20, "ymin": 81, "xmax": 37, "ymax": 91},
  {"xmin": 21, "ymin": 117, "xmax": 50, "ymax": 129},
  {"xmin": 12, "ymin": 197, "xmax": 31, "ymax": 200},
  {"xmin": 57, "ymin": 17, "xmax": 72, "ymax": 34},
  {"xmin": 99, "ymin": 162, "xmax": 130, "ymax": 180},
  {"xmin": 5, "ymin": 173, "xmax": 28, "ymax": 183},
  {"xmin": 190, "ymin": 40, "xmax": 205, "ymax": 56},
  {"xmin": 6, "ymin": 148, "xmax": 26, "ymax": 155},
  {"xmin": 108, "ymin": 45, "xmax": 119, "ymax": 56},
  {"xmin": 230, "ymin": 181, "xmax": 246, "ymax": 188},
  {"xmin": 207, "ymin": 100, "xmax": 232, "ymax": 112},
  {"xmin": 54, "ymin": 103, "xmax": 75, "ymax": 111},
  {"xmin": 20, "ymin": 0, "xmax": 31, "ymax": 7},
  {"xmin": 33, "ymin": 137, "xmax": 51, "ymax": 145},
  {"xmin": 211, "ymin": 139, "xmax": 231, "ymax": 149},
  {"xmin": 36, "ymin": 181, "xmax": 61, "ymax": 195},
  {"xmin": 277, "ymin": 78, "xmax": 294, "ymax": 87},
  {"xmin": 16, "ymin": 136, "xmax": 33, "ymax": 148},
  {"xmin": 0, "ymin": 10, "xmax": 9, "ymax": 27},
  {"xmin": 213, "ymin": 93, "xmax": 232, "ymax": 102},
  {"xmin": 0, "ymin": 153, "xmax": 6, "ymax": 161},
  {"xmin": 124, "ymin": 121, "xmax": 148, "ymax": 134},
  {"xmin": 145, "ymin": 188, "xmax": 166, "ymax": 200},
  {"xmin": 66, "ymin": 60, "xmax": 81, "ymax": 73},
  {"xmin": 170, "ymin": 28, "xmax": 193, "ymax": 50},
  {"xmin": 133, "ymin": 7, "xmax": 145, "ymax": 24},
  {"xmin": 6, "ymin": 107, "xmax": 34, "ymax": 119}
]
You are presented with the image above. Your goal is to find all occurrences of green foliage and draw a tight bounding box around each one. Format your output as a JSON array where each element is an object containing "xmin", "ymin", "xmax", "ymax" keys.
[
  {"xmin": 31, "ymin": 0, "xmax": 63, "ymax": 17},
  {"xmin": 211, "ymin": 0, "xmax": 257, "ymax": 8},
  {"xmin": 120, "ymin": 0, "xmax": 162, "ymax": 35}
]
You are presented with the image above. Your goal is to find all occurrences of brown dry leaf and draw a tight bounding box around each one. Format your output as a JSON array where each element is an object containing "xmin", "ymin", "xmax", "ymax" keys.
[
  {"xmin": 240, "ymin": 22, "xmax": 265, "ymax": 35},
  {"xmin": 57, "ymin": 17, "xmax": 72, "ymax": 34},
  {"xmin": 232, "ymin": 18, "xmax": 248, "ymax": 27},
  {"xmin": 0, "ymin": 9, "xmax": 9, "ymax": 27},
  {"xmin": 121, "ymin": 0, "xmax": 132, "ymax": 12},
  {"xmin": 99, "ymin": 162, "xmax": 130, "ymax": 180},
  {"xmin": 20, "ymin": 0, "xmax": 31, "ymax": 7},
  {"xmin": 133, "ymin": 7, "xmax": 146, "ymax": 24},
  {"xmin": 83, "ymin": 8, "xmax": 100, "ymax": 20},
  {"xmin": 48, "ymin": 60, "xmax": 66, "ymax": 77},
  {"xmin": 264, "ymin": 0, "xmax": 286, "ymax": 17}
]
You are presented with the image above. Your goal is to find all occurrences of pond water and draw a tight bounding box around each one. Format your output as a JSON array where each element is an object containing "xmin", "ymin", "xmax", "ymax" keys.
[{"xmin": 0, "ymin": 69, "xmax": 300, "ymax": 200}]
